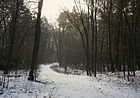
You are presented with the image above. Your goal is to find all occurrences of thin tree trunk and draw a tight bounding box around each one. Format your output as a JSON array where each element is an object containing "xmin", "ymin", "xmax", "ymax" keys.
[{"xmin": 108, "ymin": 0, "xmax": 115, "ymax": 72}]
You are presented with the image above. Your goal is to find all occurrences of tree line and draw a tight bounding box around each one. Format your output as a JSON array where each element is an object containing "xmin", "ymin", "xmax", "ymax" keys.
[
  {"xmin": 0, "ymin": 0, "xmax": 140, "ymax": 86},
  {"xmin": 53, "ymin": 0, "xmax": 140, "ymax": 80}
]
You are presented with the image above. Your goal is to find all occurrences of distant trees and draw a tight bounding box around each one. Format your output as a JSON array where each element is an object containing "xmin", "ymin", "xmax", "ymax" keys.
[
  {"xmin": 38, "ymin": 17, "xmax": 56, "ymax": 64},
  {"xmin": 53, "ymin": 0, "xmax": 140, "ymax": 80},
  {"xmin": 0, "ymin": 0, "xmax": 139, "ymax": 84},
  {"xmin": 55, "ymin": 11, "xmax": 86, "ymax": 70}
]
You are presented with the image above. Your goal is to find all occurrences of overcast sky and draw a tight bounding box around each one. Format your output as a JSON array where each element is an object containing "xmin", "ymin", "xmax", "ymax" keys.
[{"xmin": 41, "ymin": 0, "xmax": 75, "ymax": 23}]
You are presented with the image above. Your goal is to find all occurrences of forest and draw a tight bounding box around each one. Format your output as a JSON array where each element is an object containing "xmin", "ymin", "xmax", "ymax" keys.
[{"xmin": 0, "ymin": 0, "xmax": 140, "ymax": 98}]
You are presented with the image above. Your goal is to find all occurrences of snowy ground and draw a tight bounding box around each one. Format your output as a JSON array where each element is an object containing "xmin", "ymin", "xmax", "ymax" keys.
[{"xmin": 0, "ymin": 63, "xmax": 140, "ymax": 98}]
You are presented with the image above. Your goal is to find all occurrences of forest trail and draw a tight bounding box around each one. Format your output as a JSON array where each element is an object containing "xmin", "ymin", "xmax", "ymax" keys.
[{"xmin": 38, "ymin": 63, "xmax": 140, "ymax": 98}]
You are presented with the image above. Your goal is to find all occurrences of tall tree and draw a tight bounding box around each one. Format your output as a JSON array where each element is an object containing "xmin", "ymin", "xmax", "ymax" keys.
[{"xmin": 28, "ymin": 0, "xmax": 44, "ymax": 81}]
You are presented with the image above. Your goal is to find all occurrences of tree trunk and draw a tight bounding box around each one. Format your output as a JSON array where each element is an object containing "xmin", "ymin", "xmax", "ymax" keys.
[
  {"xmin": 108, "ymin": 0, "xmax": 115, "ymax": 72},
  {"xmin": 28, "ymin": 0, "xmax": 44, "ymax": 81}
]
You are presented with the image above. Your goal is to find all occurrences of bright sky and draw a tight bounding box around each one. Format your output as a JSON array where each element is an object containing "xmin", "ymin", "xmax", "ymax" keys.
[
  {"xmin": 25, "ymin": 0, "xmax": 86, "ymax": 23},
  {"xmin": 41, "ymin": 0, "xmax": 75, "ymax": 23}
]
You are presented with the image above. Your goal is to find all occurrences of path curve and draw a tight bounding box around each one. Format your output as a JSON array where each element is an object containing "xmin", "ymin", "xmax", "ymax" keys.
[{"xmin": 38, "ymin": 63, "xmax": 140, "ymax": 98}]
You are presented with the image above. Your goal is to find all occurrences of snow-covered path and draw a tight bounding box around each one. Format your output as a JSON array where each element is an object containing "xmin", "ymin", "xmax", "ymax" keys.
[{"xmin": 39, "ymin": 63, "xmax": 140, "ymax": 98}]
